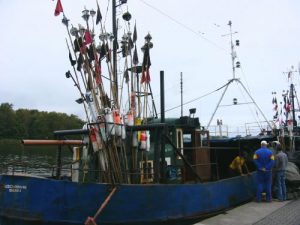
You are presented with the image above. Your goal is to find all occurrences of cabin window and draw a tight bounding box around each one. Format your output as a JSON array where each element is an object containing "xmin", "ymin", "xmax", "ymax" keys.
[
  {"xmin": 139, "ymin": 160, "xmax": 153, "ymax": 183},
  {"xmin": 165, "ymin": 157, "xmax": 171, "ymax": 165},
  {"xmin": 183, "ymin": 134, "xmax": 191, "ymax": 143}
]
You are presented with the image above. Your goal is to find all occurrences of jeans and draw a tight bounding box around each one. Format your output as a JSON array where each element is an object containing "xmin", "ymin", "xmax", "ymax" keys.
[
  {"xmin": 276, "ymin": 170, "xmax": 286, "ymax": 201},
  {"xmin": 256, "ymin": 171, "xmax": 272, "ymax": 202}
]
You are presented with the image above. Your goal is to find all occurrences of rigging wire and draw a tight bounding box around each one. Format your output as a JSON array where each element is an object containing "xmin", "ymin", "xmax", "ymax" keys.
[
  {"xmin": 164, "ymin": 80, "xmax": 232, "ymax": 113},
  {"xmin": 103, "ymin": 0, "xmax": 111, "ymax": 26},
  {"xmin": 138, "ymin": 0, "xmax": 226, "ymax": 52},
  {"xmin": 236, "ymin": 57, "xmax": 253, "ymax": 96},
  {"xmin": 236, "ymin": 81, "xmax": 263, "ymax": 131}
]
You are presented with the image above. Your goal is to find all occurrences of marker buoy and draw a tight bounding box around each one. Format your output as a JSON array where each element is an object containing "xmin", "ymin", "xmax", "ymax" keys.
[
  {"xmin": 113, "ymin": 109, "xmax": 121, "ymax": 136},
  {"xmin": 104, "ymin": 108, "xmax": 115, "ymax": 137},
  {"xmin": 90, "ymin": 126, "xmax": 102, "ymax": 152},
  {"xmin": 126, "ymin": 110, "xmax": 134, "ymax": 126},
  {"xmin": 140, "ymin": 131, "xmax": 147, "ymax": 150}
]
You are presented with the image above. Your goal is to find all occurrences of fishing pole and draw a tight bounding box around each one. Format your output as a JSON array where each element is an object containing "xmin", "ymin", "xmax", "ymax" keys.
[
  {"xmin": 65, "ymin": 68, "xmax": 90, "ymax": 123},
  {"xmin": 62, "ymin": 14, "xmax": 88, "ymax": 90},
  {"xmin": 83, "ymin": 8, "xmax": 108, "ymax": 109}
]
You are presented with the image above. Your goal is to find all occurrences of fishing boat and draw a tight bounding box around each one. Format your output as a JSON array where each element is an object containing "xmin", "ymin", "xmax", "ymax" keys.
[
  {"xmin": 0, "ymin": 116, "xmax": 257, "ymax": 225},
  {"xmin": 271, "ymin": 66, "xmax": 300, "ymax": 167},
  {"xmin": 0, "ymin": 1, "xmax": 258, "ymax": 224}
]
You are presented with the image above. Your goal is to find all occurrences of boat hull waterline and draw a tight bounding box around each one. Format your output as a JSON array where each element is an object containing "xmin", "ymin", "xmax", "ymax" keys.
[{"xmin": 0, "ymin": 173, "xmax": 256, "ymax": 224}]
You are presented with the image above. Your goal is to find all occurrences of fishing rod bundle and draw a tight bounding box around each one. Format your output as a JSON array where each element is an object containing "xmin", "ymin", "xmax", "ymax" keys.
[{"xmin": 54, "ymin": 0, "xmax": 155, "ymax": 184}]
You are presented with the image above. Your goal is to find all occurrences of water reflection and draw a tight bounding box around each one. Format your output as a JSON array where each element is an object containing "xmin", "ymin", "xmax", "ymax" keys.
[
  {"xmin": 0, "ymin": 146, "xmax": 73, "ymax": 225},
  {"xmin": 0, "ymin": 146, "xmax": 73, "ymax": 177}
]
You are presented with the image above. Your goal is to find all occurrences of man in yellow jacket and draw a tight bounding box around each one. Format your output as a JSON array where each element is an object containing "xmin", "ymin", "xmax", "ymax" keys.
[{"xmin": 229, "ymin": 151, "xmax": 249, "ymax": 177}]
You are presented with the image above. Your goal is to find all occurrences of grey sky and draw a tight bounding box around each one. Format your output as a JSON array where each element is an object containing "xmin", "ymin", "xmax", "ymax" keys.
[{"xmin": 1, "ymin": 0, "xmax": 300, "ymax": 133}]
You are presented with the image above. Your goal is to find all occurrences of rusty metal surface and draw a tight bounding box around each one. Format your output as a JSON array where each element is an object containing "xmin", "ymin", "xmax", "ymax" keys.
[{"xmin": 22, "ymin": 140, "xmax": 84, "ymax": 146}]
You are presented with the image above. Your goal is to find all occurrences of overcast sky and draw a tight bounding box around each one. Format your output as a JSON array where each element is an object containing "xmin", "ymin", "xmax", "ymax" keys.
[{"xmin": 1, "ymin": 0, "xmax": 300, "ymax": 134}]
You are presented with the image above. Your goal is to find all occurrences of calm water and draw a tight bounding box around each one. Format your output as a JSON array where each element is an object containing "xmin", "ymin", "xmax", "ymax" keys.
[
  {"xmin": 0, "ymin": 145, "xmax": 73, "ymax": 176},
  {"xmin": 0, "ymin": 145, "xmax": 73, "ymax": 225}
]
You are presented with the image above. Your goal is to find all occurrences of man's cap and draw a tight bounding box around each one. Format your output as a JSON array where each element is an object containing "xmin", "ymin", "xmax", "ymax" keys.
[{"xmin": 261, "ymin": 140, "xmax": 268, "ymax": 146}]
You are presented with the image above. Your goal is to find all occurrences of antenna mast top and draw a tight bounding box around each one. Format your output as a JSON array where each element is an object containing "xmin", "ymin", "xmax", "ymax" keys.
[
  {"xmin": 228, "ymin": 20, "xmax": 239, "ymax": 80},
  {"xmin": 207, "ymin": 21, "xmax": 272, "ymax": 130}
]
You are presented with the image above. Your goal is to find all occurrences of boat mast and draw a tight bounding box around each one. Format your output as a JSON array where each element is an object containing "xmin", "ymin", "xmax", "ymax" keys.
[
  {"xmin": 290, "ymin": 83, "xmax": 296, "ymax": 126},
  {"xmin": 229, "ymin": 21, "xmax": 236, "ymax": 80},
  {"xmin": 206, "ymin": 21, "xmax": 272, "ymax": 132},
  {"xmin": 283, "ymin": 67, "xmax": 298, "ymax": 127}
]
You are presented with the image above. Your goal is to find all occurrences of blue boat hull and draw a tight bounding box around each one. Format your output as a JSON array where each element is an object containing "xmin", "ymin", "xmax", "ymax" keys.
[{"xmin": 0, "ymin": 173, "xmax": 256, "ymax": 224}]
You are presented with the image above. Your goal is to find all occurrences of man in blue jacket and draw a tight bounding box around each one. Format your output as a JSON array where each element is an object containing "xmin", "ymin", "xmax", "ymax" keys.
[{"xmin": 253, "ymin": 140, "xmax": 275, "ymax": 202}]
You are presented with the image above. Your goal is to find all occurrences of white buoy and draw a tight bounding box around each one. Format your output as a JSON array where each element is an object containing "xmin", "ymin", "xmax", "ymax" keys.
[
  {"xmin": 71, "ymin": 147, "xmax": 80, "ymax": 182},
  {"xmin": 121, "ymin": 115, "xmax": 126, "ymax": 140},
  {"xmin": 146, "ymin": 131, "xmax": 150, "ymax": 151},
  {"xmin": 97, "ymin": 114, "xmax": 107, "ymax": 142},
  {"xmin": 105, "ymin": 108, "xmax": 115, "ymax": 137},
  {"xmin": 126, "ymin": 110, "xmax": 134, "ymax": 126}
]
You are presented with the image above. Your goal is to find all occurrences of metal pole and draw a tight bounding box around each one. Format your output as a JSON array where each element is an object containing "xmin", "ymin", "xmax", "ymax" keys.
[
  {"xmin": 290, "ymin": 83, "xmax": 296, "ymax": 127},
  {"xmin": 207, "ymin": 79, "xmax": 233, "ymax": 128},
  {"xmin": 56, "ymin": 144, "xmax": 62, "ymax": 179},
  {"xmin": 160, "ymin": 71, "xmax": 165, "ymax": 123},
  {"xmin": 160, "ymin": 71, "xmax": 166, "ymax": 182},
  {"xmin": 229, "ymin": 21, "xmax": 236, "ymax": 79},
  {"xmin": 137, "ymin": 72, "xmax": 141, "ymax": 117},
  {"xmin": 112, "ymin": 0, "xmax": 118, "ymax": 104},
  {"xmin": 180, "ymin": 72, "xmax": 183, "ymax": 117},
  {"xmin": 237, "ymin": 79, "xmax": 273, "ymax": 130}
]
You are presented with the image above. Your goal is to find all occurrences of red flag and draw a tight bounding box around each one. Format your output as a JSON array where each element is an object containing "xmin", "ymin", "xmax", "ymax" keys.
[
  {"xmin": 79, "ymin": 31, "xmax": 92, "ymax": 53},
  {"xmin": 141, "ymin": 69, "xmax": 151, "ymax": 83},
  {"xmin": 84, "ymin": 31, "xmax": 92, "ymax": 45},
  {"xmin": 54, "ymin": 0, "xmax": 63, "ymax": 16}
]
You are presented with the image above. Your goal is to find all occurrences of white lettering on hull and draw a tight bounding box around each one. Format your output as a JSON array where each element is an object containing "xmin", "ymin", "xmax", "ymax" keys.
[{"xmin": 4, "ymin": 184, "xmax": 27, "ymax": 193}]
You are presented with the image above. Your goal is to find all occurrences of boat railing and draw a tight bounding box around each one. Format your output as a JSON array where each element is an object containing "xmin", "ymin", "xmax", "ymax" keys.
[
  {"xmin": 0, "ymin": 160, "xmax": 158, "ymax": 184},
  {"xmin": 208, "ymin": 121, "xmax": 273, "ymax": 137},
  {"xmin": 0, "ymin": 155, "xmax": 226, "ymax": 184},
  {"xmin": 0, "ymin": 161, "xmax": 69, "ymax": 178}
]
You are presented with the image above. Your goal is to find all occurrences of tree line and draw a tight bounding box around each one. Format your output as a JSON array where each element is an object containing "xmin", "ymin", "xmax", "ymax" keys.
[{"xmin": 0, "ymin": 103, "xmax": 85, "ymax": 139}]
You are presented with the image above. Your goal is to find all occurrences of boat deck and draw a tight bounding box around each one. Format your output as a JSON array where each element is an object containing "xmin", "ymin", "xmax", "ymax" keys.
[{"xmin": 196, "ymin": 198, "xmax": 300, "ymax": 225}]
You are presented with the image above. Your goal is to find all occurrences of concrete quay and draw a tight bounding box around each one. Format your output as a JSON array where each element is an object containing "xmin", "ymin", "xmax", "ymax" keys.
[{"xmin": 195, "ymin": 198, "xmax": 300, "ymax": 225}]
